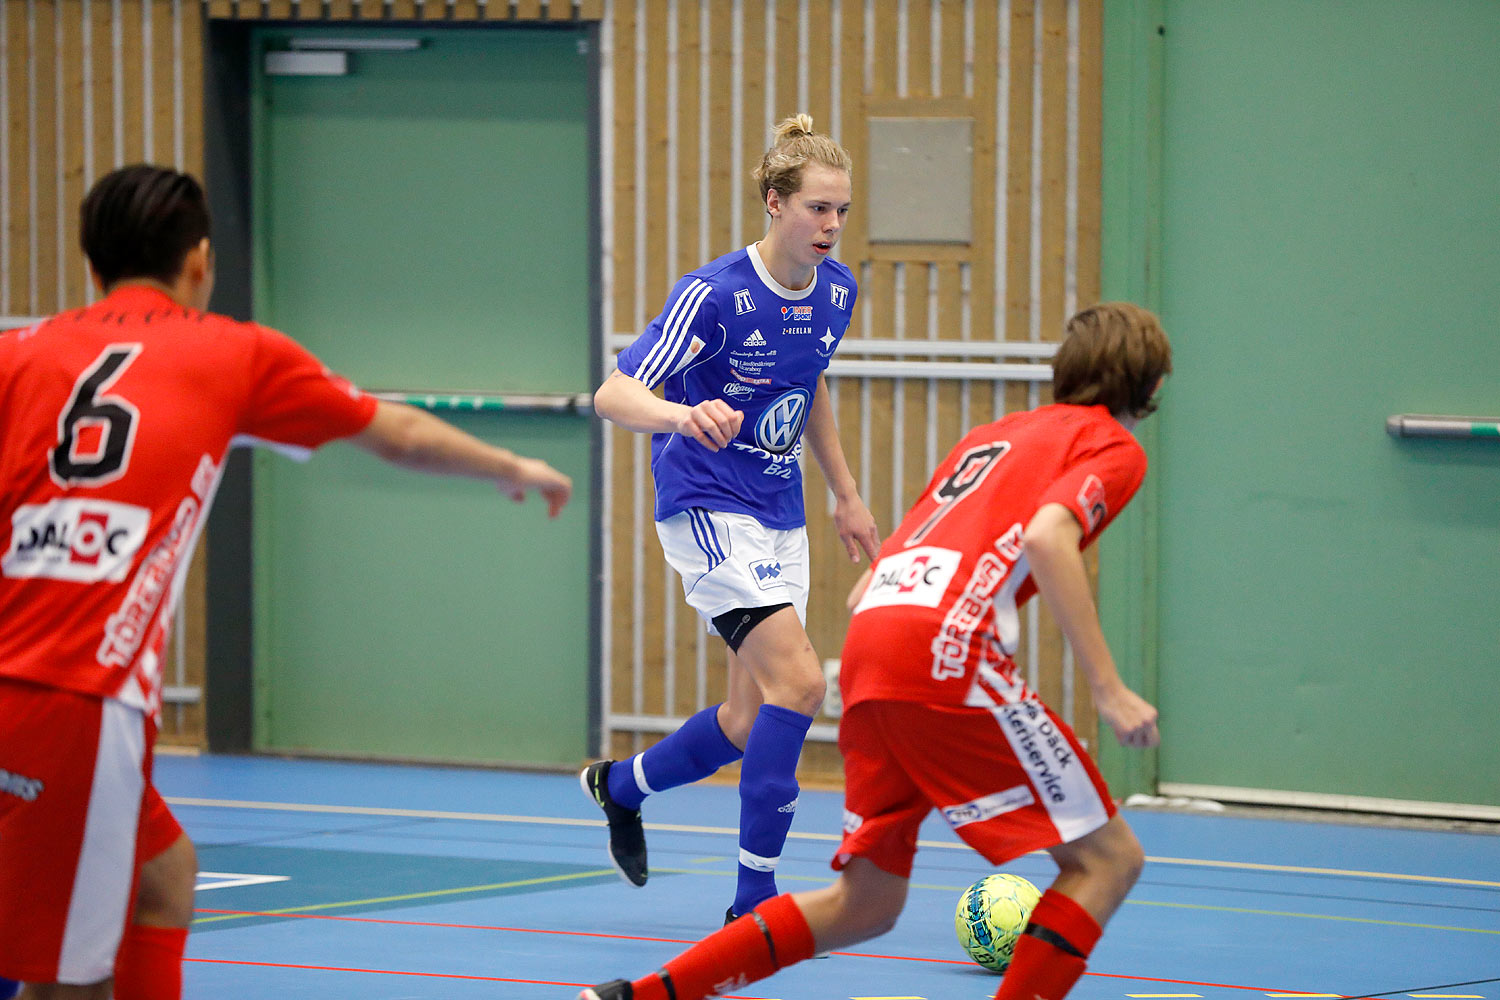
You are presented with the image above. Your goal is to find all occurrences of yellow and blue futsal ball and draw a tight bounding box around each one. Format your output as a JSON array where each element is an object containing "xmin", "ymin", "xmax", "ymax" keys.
[{"xmin": 954, "ymin": 872, "xmax": 1042, "ymax": 972}]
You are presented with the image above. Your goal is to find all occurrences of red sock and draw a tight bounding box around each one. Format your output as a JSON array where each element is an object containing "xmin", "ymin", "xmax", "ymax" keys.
[
  {"xmin": 113, "ymin": 924, "xmax": 188, "ymax": 1000},
  {"xmin": 993, "ymin": 890, "xmax": 1102, "ymax": 1000},
  {"xmin": 630, "ymin": 894, "xmax": 816, "ymax": 1000}
]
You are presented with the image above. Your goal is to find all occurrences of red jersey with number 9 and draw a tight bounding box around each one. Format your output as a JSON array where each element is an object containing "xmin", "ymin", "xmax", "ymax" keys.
[
  {"xmin": 0, "ymin": 285, "xmax": 377, "ymax": 714},
  {"xmin": 840, "ymin": 404, "xmax": 1146, "ymax": 711}
]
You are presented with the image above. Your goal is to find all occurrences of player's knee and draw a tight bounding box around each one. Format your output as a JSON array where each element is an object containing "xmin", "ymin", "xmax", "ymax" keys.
[
  {"xmin": 1090, "ymin": 821, "xmax": 1145, "ymax": 889},
  {"xmin": 137, "ymin": 834, "xmax": 197, "ymax": 928},
  {"xmin": 1114, "ymin": 829, "xmax": 1146, "ymax": 888},
  {"xmin": 777, "ymin": 670, "xmax": 826, "ymax": 716}
]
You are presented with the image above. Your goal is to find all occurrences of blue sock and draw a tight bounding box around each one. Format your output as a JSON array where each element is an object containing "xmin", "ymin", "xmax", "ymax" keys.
[
  {"xmin": 734, "ymin": 704, "xmax": 813, "ymax": 916},
  {"xmin": 607, "ymin": 703, "xmax": 743, "ymax": 810},
  {"xmin": 0, "ymin": 978, "xmax": 17, "ymax": 1000}
]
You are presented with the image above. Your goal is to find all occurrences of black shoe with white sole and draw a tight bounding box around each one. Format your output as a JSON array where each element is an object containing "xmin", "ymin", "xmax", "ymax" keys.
[
  {"xmin": 579, "ymin": 760, "xmax": 648, "ymax": 887},
  {"xmin": 577, "ymin": 979, "xmax": 632, "ymax": 1000}
]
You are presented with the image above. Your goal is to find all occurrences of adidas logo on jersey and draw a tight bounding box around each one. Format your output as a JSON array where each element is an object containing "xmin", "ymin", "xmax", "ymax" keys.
[{"xmin": 743, "ymin": 329, "xmax": 767, "ymax": 347}]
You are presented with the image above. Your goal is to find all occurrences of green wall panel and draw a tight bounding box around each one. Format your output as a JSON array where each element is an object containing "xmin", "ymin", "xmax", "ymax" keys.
[
  {"xmin": 1145, "ymin": 1, "xmax": 1500, "ymax": 805},
  {"xmin": 253, "ymin": 413, "xmax": 591, "ymax": 764},
  {"xmin": 249, "ymin": 25, "xmax": 595, "ymax": 766},
  {"xmin": 253, "ymin": 26, "xmax": 591, "ymax": 394}
]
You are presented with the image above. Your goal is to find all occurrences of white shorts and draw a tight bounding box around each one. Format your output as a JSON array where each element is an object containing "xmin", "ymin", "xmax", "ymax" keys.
[{"xmin": 655, "ymin": 508, "xmax": 809, "ymax": 636}]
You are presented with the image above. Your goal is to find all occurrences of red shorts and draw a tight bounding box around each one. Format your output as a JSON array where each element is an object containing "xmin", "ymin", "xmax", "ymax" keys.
[
  {"xmin": 137, "ymin": 781, "xmax": 184, "ymax": 863},
  {"xmin": 0, "ymin": 678, "xmax": 151, "ymax": 985},
  {"xmin": 833, "ymin": 698, "xmax": 1116, "ymax": 879}
]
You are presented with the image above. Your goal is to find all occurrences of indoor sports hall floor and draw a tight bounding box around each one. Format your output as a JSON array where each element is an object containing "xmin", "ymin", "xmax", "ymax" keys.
[{"xmin": 162, "ymin": 752, "xmax": 1500, "ymax": 1000}]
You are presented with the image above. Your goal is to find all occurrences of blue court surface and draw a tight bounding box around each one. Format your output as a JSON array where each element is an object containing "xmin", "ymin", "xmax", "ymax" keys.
[{"xmin": 161, "ymin": 752, "xmax": 1500, "ymax": 1000}]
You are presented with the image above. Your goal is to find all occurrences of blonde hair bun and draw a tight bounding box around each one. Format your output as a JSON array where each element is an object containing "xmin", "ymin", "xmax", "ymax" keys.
[{"xmin": 754, "ymin": 113, "xmax": 853, "ymax": 203}]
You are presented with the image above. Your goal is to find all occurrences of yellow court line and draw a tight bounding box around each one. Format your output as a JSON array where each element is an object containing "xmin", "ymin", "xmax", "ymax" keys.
[
  {"xmin": 1146, "ymin": 854, "xmax": 1500, "ymax": 890},
  {"xmin": 167, "ymin": 796, "xmax": 1499, "ymax": 888},
  {"xmin": 669, "ymin": 871, "xmax": 1500, "ymax": 936},
  {"xmin": 1128, "ymin": 899, "xmax": 1500, "ymax": 936},
  {"xmin": 194, "ymin": 868, "xmax": 618, "ymax": 925}
]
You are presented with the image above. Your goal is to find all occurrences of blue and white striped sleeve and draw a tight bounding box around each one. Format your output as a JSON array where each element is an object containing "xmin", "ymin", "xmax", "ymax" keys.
[{"xmin": 615, "ymin": 275, "xmax": 717, "ymax": 389}]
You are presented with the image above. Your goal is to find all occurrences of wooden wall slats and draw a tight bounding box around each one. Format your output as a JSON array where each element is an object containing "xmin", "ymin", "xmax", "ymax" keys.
[
  {"xmin": 34, "ymin": 0, "xmax": 59, "ymax": 316},
  {"xmin": 1038, "ymin": 0, "xmax": 1067, "ymax": 339},
  {"xmin": 738, "ymin": 2, "xmax": 766, "ymax": 247},
  {"xmin": 1077, "ymin": 0, "xmax": 1102, "ymax": 310},
  {"xmin": 60, "ymin": 1, "xmax": 85, "ymax": 312},
  {"xmin": 774, "ymin": 0, "xmax": 796, "ymax": 114},
  {"xmin": 642, "ymin": 0, "xmax": 667, "ymax": 308},
  {"xmin": 939, "ymin": 0, "xmax": 963, "ymax": 98},
  {"xmin": 5, "ymin": 4, "xmax": 25, "ymax": 311},
  {"xmin": 804, "ymin": 0, "xmax": 830, "ymax": 136},
  {"xmin": 514, "ymin": 0, "xmax": 542, "ymax": 21},
  {"xmin": 675, "ymin": 0, "xmax": 700, "ymax": 277},
  {"xmin": 908, "ymin": 0, "xmax": 932, "ymax": 99},
  {"xmin": 969, "ymin": 0, "xmax": 998, "ymax": 340},
  {"xmin": 705, "ymin": 2, "xmax": 732, "ymax": 257},
  {"xmin": 836, "ymin": 0, "xmax": 865, "ymax": 264},
  {"xmin": 1005, "ymin": 0, "xmax": 1034, "ymax": 343}
]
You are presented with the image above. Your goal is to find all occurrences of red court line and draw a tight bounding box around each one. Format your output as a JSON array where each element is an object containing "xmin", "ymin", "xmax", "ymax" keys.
[
  {"xmin": 194, "ymin": 908, "xmax": 1329, "ymax": 995},
  {"xmin": 183, "ymin": 958, "xmax": 769, "ymax": 999}
]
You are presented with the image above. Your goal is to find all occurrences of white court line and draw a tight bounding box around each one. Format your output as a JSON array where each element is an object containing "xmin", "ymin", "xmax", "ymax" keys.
[
  {"xmin": 164, "ymin": 796, "xmax": 1500, "ymax": 889},
  {"xmin": 196, "ymin": 872, "xmax": 290, "ymax": 892}
]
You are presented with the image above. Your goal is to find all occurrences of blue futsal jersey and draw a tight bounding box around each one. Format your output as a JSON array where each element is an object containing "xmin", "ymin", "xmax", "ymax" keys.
[{"xmin": 615, "ymin": 244, "xmax": 857, "ymax": 530}]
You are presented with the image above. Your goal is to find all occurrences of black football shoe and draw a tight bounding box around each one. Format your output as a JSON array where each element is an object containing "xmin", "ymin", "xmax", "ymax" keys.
[
  {"xmin": 579, "ymin": 760, "xmax": 648, "ymax": 887},
  {"xmin": 577, "ymin": 980, "xmax": 632, "ymax": 1000}
]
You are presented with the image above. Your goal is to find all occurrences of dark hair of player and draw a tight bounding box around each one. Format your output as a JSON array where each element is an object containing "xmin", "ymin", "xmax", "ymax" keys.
[
  {"xmin": 80, "ymin": 164, "xmax": 212, "ymax": 288},
  {"xmin": 1052, "ymin": 302, "xmax": 1173, "ymax": 419}
]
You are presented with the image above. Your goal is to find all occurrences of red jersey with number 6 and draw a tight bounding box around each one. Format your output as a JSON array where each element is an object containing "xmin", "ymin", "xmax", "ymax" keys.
[
  {"xmin": 840, "ymin": 404, "xmax": 1146, "ymax": 711},
  {"xmin": 0, "ymin": 285, "xmax": 377, "ymax": 714}
]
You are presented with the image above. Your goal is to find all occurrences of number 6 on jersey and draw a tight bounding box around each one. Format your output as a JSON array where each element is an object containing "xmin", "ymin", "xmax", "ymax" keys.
[{"xmin": 50, "ymin": 344, "xmax": 143, "ymax": 488}]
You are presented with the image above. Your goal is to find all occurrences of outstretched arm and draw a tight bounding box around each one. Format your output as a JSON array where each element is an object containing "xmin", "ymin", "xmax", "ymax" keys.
[
  {"xmin": 350, "ymin": 400, "xmax": 572, "ymax": 518},
  {"xmin": 593, "ymin": 369, "xmax": 744, "ymax": 451},
  {"xmin": 1022, "ymin": 502, "xmax": 1158, "ymax": 748},
  {"xmin": 803, "ymin": 376, "xmax": 880, "ymax": 563}
]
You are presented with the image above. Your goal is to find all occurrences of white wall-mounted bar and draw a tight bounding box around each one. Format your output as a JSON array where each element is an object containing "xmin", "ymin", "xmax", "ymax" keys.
[
  {"xmin": 1385, "ymin": 414, "xmax": 1500, "ymax": 440},
  {"xmin": 368, "ymin": 390, "xmax": 595, "ymax": 413},
  {"xmin": 288, "ymin": 38, "xmax": 423, "ymax": 51},
  {"xmin": 607, "ymin": 333, "xmax": 1058, "ymax": 359}
]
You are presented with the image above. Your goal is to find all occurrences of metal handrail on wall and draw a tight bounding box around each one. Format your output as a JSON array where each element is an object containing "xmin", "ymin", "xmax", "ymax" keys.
[
  {"xmin": 369, "ymin": 390, "xmax": 594, "ymax": 413},
  {"xmin": 1386, "ymin": 414, "xmax": 1500, "ymax": 439}
]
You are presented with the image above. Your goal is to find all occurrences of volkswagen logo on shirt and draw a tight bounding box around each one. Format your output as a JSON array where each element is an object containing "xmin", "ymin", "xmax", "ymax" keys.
[{"xmin": 755, "ymin": 388, "xmax": 811, "ymax": 454}]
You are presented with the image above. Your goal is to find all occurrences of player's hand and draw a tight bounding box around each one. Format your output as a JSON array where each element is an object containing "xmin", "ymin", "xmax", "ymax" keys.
[
  {"xmin": 674, "ymin": 399, "xmax": 743, "ymax": 451},
  {"xmin": 503, "ymin": 458, "xmax": 573, "ymax": 518},
  {"xmin": 833, "ymin": 494, "xmax": 880, "ymax": 564},
  {"xmin": 1095, "ymin": 682, "xmax": 1160, "ymax": 749}
]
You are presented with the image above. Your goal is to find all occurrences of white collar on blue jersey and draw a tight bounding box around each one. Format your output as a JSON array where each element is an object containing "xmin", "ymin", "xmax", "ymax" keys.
[{"xmin": 746, "ymin": 243, "xmax": 817, "ymax": 301}]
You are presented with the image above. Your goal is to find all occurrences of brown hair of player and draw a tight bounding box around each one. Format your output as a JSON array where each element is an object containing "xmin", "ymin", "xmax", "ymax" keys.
[
  {"xmin": 753, "ymin": 114, "xmax": 854, "ymax": 207},
  {"xmin": 1052, "ymin": 301, "xmax": 1173, "ymax": 420}
]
